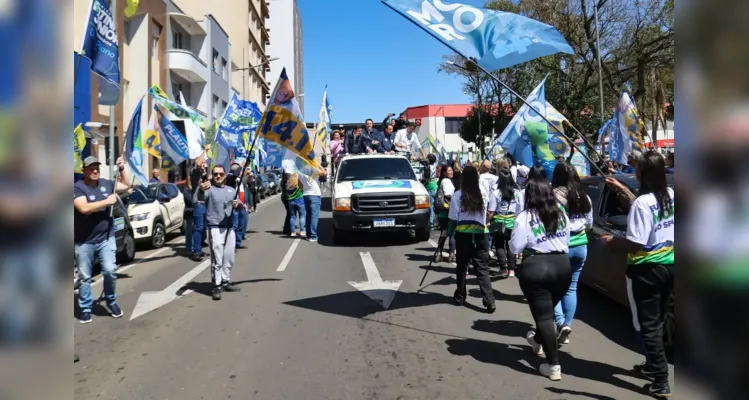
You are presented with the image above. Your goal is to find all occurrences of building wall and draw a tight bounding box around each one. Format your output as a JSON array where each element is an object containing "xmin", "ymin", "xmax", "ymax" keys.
[
  {"xmin": 267, "ymin": 0, "xmax": 303, "ymax": 112},
  {"xmin": 203, "ymin": 15, "xmax": 232, "ymax": 120}
]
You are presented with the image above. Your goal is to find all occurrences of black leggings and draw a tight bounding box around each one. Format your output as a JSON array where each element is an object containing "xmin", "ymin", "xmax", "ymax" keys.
[
  {"xmin": 454, "ymin": 232, "xmax": 495, "ymax": 306},
  {"xmin": 491, "ymin": 230, "xmax": 515, "ymax": 269},
  {"xmin": 517, "ymin": 253, "xmax": 571, "ymax": 365}
]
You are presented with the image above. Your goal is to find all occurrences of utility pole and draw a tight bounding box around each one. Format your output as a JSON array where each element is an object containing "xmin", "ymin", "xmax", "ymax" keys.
[{"xmin": 594, "ymin": 4, "xmax": 605, "ymax": 124}]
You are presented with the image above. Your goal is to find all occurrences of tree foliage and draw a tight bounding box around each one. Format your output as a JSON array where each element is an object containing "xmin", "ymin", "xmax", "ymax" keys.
[{"xmin": 439, "ymin": 0, "xmax": 674, "ymax": 148}]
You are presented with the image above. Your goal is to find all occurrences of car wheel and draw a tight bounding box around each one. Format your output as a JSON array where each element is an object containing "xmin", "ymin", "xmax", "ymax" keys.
[
  {"xmin": 151, "ymin": 221, "xmax": 166, "ymax": 248},
  {"xmin": 119, "ymin": 231, "xmax": 136, "ymax": 263},
  {"xmin": 415, "ymin": 224, "xmax": 431, "ymax": 242},
  {"xmin": 663, "ymin": 289, "xmax": 675, "ymax": 347}
]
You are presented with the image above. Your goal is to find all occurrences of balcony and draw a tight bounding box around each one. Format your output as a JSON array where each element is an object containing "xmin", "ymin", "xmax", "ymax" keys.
[
  {"xmin": 168, "ymin": 49, "xmax": 209, "ymax": 83},
  {"xmin": 261, "ymin": 1, "xmax": 270, "ymax": 18},
  {"xmin": 169, "ymin": 12, "xmax": 206, "ymax": 36}
]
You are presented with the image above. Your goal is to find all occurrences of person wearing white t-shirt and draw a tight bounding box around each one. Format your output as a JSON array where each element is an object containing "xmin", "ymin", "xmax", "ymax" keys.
[
  {"xmin": 446, "ymin": 165, "xmax": 495, "ymax": 313},
  {"xmin": 300, "ymin": 167, "xmax": 328, "ymax": 242},
  {"xmin": 487, "ymin": 168, "xmax": 523, "ymax": 278},
  {"xmin": 602, "ymin": 151, "xmax": 674, "ymax": 397},
  {"xmin": 509, "ymin": 166, "xmax": 571, "ymax": 381},
  {"xmin": 551, "ymin": 162, "xmax": 594, "ymax": 346}
]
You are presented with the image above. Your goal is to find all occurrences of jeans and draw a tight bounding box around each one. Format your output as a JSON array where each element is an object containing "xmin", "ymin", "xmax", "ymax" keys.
[
  {"xmin": 427, "ymin": 187, "xmax": 437, "ymax": 227},
  {"xmin": 233, "ymin": 207, "xmax": 247, "ymax": 247},
  {"xmin": 75, "ymin": 237, "xmax": 118, "ymax": 313},
  {"xmin": 554, "ymin": 244, "xmax": 587, "ymax": 327},
  {"xmin": 517, "ymin": 253, "xmax": 571, "ymax": 365},
  {"xmin": 454, "ymin": 233, "xmax": 495, "ymax": 307},
  {"xmin": 192, "ymin": 202, "xmax": 206, "ymax": 254},
  {"xmin": 184, "ymin": 212, "xmax": 194, "ymax": 254},
  {"xmin": 627, "ymin": 263, "xmax": 674, "ymax": 384},
  {"xmin": 304, "ymin": 195, "xmax": 321, "ymax": 240},
  {"xmin": 289, "ymin": 200, "xmax": 306, "ymax": 233}
]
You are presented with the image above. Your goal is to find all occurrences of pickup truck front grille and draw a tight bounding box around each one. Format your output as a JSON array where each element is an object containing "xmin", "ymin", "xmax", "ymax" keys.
[{"xmin": 352, "ymin": 193, "xmax": 414, "ymax": 214}]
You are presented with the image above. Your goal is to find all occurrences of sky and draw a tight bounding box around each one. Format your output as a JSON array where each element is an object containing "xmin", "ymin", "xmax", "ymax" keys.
[{"xmin": 297, "ymin": 0, "xmax": 478, "ymax": 123}]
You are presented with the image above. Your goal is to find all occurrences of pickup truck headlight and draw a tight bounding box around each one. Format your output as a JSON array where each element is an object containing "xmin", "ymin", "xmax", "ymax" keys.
[
  {"xmin": 415, "ymin": 195, "xmax": 430, "ymax": 209},
  {"xmin": 334, "ymin": 197, "xmax": 351, "ymax": 211},
  {"xmin": 131, "ymin": 212, "xmax": 150, "ymax": 221}
]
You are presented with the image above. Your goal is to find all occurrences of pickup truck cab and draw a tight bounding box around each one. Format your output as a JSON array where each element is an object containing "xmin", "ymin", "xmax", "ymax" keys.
[{"xmin": 332, "ymin": 154, "xmax": 431, "ymax": 243}]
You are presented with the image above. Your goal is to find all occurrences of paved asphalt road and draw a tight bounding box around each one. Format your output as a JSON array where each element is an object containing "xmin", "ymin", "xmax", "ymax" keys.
[{"xmin": 75, "ymin": 191, "xmax": 686, "ymax": 400}]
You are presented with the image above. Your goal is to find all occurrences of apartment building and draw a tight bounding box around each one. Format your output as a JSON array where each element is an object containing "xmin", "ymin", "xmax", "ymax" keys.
[
  {"xmin": 267, "ymin": 0, "xmax": 304, "ymax": 113},
  {"xmin": 165, "ymin": 0, "xmax": 233, "ymax": 121},
  {"xmin": 170, "ymin": 0, "xmax": 271, "ymax": 106}
]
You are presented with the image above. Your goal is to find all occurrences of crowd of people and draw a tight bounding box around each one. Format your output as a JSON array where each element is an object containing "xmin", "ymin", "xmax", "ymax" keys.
[{"xmin": 432, "ymin": 150, "xmax": 674, "ymax": 397}]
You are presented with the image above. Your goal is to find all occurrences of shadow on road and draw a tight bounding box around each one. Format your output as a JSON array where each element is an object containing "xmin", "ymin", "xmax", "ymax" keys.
[
  {"xmin": 316, "ymin": 217, "xmax": 419, "ymax": 248},
  {"xmin": 472, "ymin": 319, "xmax": 533, "ymax": 339},
  {"xmin": 545, "ymin": 387, "xmax": 617, "ymax": 400},
  {"xmin": 574, "ymin": 287, "xmax": 642, "ymax": 355},
  {"xmin": 445, "ymin": 337, "xmax": 646, "ymax": 397},
  {"xmin": 180, "ymin": 278, "xmax": 282, "ymax": 297}
]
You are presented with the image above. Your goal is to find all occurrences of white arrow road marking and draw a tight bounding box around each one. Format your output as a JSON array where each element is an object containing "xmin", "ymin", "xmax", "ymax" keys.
[
  {"xmin": 130, "ymin": 259, "xmax": 211, "ymax": 320},
  {"xmin": 348, "ymin": 252, "xmax": 402, "ymax": 309},
  {"xmin": 277, "ymin": 239, "xmax": 300, "ymax": 271}
]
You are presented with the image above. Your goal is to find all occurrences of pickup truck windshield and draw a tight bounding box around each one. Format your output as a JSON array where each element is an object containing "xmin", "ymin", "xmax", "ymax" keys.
[{"xmin": 338, "ymin": 158, "xmax": 417, "ymax": 182}]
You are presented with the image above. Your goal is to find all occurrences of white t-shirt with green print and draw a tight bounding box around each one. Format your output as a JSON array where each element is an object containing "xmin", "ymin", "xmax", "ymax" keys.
[{"xmin": 510, "ymin": 209, "xmax": 570, "ymax": 254}]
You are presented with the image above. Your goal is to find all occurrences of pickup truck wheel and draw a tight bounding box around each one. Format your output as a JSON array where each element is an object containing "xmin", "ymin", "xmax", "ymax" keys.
[
  {"xmin": 151, "ymin": 221, "xmax": 166, "ymax": 249},
  {"xmin": 415, "ymin": 225, "xmax": 431, "ymax": 242}
]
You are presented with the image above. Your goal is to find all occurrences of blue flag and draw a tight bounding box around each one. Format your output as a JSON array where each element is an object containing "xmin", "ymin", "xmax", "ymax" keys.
[
  {"xmin": 124, "ymin": 98, "xmax": 148, "ymax": 185},
  {"xmin": 496, "ymin": 78, "xmax": 557, "ymax": 179},
  {"xmin": 154, "ymin": 106, "xmax": 189, "ymax": 165},
  {"xmin": 80, "ymin": 0, "xmax": 120, "ymax": 105},
  {"xmin": 609, "ymin": 91, "xmax": 645, "ymax": 165},
  {"xmin": 219, "ymin": 93, "xmax": 263, "ymax": 148},
  {"xmin": 597, "ymin": 118, "xmax": 613, "ymax": 145},
  {"xmin": 382, "ymin": 0, "xmax": 573, "ymax": 71}
]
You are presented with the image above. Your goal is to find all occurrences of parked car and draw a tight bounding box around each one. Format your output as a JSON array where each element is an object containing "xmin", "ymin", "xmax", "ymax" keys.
[
  {"xmin": 265, "ymin": 171, "xmax": 282, "ymax": 188},
  {"xmin": 256, "ymin": 174, "xmax": 271, "ymax": 199},
  {"xmin": 74, "ymin": 195, "xmax": 135, "ymax": 290},
  {"xmin": 263, "ymin": 172, "xmax": 279, "ymax": 194},
  {"xmin": 581, "ymin": 173, "xmax": 675, "ymax": 346},
  {"xmin": 127, "ymin": 183, "xmax": 185, "ymax": 248}
]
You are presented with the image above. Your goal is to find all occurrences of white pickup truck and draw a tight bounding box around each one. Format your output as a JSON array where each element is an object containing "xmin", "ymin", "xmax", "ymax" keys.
[{"xmin": 331, "ymin": 154, "xmax": 432, "ymax": 244}]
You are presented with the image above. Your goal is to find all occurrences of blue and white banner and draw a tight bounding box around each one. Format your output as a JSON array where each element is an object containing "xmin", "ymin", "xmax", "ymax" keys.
[
  {"xmin": 154, "ymin": 106, "xmax": 189, "ymax": 165},
  {"xmin": 80, "ymin": 0, "xmax": 120, "ymax": 105},
  {"xmin": 609, "ymin": 91, "xmax": 645, "ymax": 165},
  {"xmin": 381, "ymin": 0, "xmax": 574, "ymax": 72},
  {"xmin": 219, "ymin": 93, "xmax": 263, "ymax": 148},
  {"xmin": 124, "ymin": 98, "xmax": 148, "ymax": 186},
  {"xmin": 597, "ymin": 118, "xmax": 613, "ymax": 145},
  {"xmin": 264, "ymin": 141, "xmax": 283, "ymax": 169}
]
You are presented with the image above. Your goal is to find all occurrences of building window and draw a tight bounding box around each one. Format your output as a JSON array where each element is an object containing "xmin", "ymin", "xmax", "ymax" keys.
[
  {"xmin": 173, "ymin": 30, "xmax": 183, "ymax": 50},
  {"xmin": 152, "ymin": 36, "xmax": 159, "ymax": 59},
  {"xmin": 222, "ymin": 58, "xmax": 228, "ymax": 79},
  {"xmin": 222, "ymin": 101, "xmax": 228, "ymax": 114},
  {"xmin": 213, "ymin": 95, "xmax": 220, "ymax": 119},
  {"xmin": 444, "ymin": 117, "xmax": 464, "ymax": 134},
  {"xmin": 212, "ymin": 49, "xmax": 219, "ymax": 72},
  {"xmin": 172, "ymin": 82, "xmax": 182, "ymax": 102}
]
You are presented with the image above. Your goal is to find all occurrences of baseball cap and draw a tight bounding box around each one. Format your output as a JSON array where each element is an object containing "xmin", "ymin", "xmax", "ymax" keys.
[{"xmin": 83, "ymin": 156, "xmax": 101, "ymax": 168}]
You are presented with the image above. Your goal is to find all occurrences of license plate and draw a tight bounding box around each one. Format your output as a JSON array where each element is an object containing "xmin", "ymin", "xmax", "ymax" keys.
[{"xmin": 373, "ymin": 219, "xmax": 395, "ymax": 227}]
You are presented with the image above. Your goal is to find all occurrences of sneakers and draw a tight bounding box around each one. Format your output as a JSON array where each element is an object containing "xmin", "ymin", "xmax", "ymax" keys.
[
  {"xmin": 290, "ymin": 232, "xmax": 297, "ymax": 237},
  {"xmin": 539, "ymin": 363, "xmax": 562, "ymax": 381},
  {"xmin": 212, "ymin": 287, "xmax": 222, "ymax": 300},
  {"xmin": 448, "ymin": 253, "xmax": 456, "ymax": 263},
  {"xmin": 508, "ymin": 269, "xmax": 515, "ymax": 277},
  {"xmin": 434, "ymin": 253, "xmax": 443, "ymax": 263},
  {"xmin": 308, "ymin": 237, "xmax": 318, "ymax": 243},
  {"xmin": 646, "ymin": 382, "xmax": 671, "ymax": 397},
  {"xmin": 633, "ymin": 362, "xmax": 657, "ymax": 382},
  {"xmin": 488, "ymin": 250, "xmax": 495, "ymax": 258},
  {"xmin": 300, "ymin": 231, "xmax": 307, "ymax": 238},
  {"xmin": 526, "ymin": 330, "xmax": 544, "ymax": 355},
  {"xmin": 222, "ymin": 282, "xmax": 241, "ymax": 292},
  {"xmin": 453, "ymin": 297, "xmax": 465, "ymax": 306},
  {"xmin": 556, "ymin": 324, "xmax": 572, "ymax": 345},
  {"xmin": 79, "ymin": 312, "xmax": 92, "ymax": 324},
  {"xmin": 189, "ymin": 253, "xmax": 203, "ymax": 262},
  {"xmin": 109, "ymin": 303, "xmax": 123, "ymax": 318},
  {"xmin": 484, "ymin": 302, "xmax": 496, "ymax": 314}
]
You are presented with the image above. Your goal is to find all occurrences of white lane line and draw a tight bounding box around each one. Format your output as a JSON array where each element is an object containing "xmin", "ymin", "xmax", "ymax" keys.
[{"xmin": 276, "ymin": 239, "xmax": 301, "ymax": 272}]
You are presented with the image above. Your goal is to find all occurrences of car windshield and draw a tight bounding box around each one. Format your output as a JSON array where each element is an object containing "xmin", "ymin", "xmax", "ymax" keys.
[
  {"xmin": 129, "ymin": 186, "xmax": 160, "ymax": 204},
  {"xmin": 338, "ymin": 157, "xmax": 417, "ymax": 182}
]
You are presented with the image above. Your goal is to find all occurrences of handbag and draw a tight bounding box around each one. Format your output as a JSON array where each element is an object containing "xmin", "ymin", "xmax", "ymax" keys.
[
  {"xmin": 434, "ymin": 187, "xmax": 447, "ymax": 213},
  {"xmin": 488, "ymin": 217, "xmax": 507, "ymax": 235}
]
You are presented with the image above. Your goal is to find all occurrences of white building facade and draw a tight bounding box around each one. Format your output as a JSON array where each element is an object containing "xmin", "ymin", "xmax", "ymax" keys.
[
  {"xmin": 266, "ymin": 0, "xmax": 304, "ymax": 112},
  {"xmin": 165, "ymin": 1, "xmax": 233, "ymax": 122}
]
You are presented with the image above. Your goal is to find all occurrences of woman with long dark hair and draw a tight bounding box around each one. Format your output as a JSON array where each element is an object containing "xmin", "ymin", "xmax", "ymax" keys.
[
  {"xmin": 603, "ymin": 151, "xmax": 674, "ymax": 397},
  {"xmin": 487, "ymin": 168, "xmax": 523, "ymax": 278},
  {"xmin": 447, "ymin": 165, "xmax": 496, "ymax": 313},
  {"xmin": 551, "ymin": 162, "xmax": 593, "ymax": 345},
  {"xmin": 510, "ymin": 166, "xmax": 571, "ymax": 380},
  {"xmin": 435, "ymin": 164, "xmax": 456, "ymax": 262}
]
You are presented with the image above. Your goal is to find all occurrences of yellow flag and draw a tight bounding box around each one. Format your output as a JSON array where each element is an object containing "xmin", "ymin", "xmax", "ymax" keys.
[
  {"xmin": 73, "ymin": 123, "xmax": 86, "ymax": 173},
  {"xmin": 124, "ymin": 0, "xmax": 139, "ymax": 18},
  {"xmin": 143, "ymin": 109, "xmax": 161, "ymax": 159}
]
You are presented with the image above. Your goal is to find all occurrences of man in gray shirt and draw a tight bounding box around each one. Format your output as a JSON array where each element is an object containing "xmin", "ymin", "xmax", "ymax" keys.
[{"xmin": 200, "ymin": 165, "xmax": 241, "ymax": 300}]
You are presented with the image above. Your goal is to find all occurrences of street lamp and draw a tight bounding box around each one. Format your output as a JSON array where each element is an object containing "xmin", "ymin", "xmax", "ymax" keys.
[{"xmin": 237, "ymin": 57, "xmax": 279, "ymax": 100}]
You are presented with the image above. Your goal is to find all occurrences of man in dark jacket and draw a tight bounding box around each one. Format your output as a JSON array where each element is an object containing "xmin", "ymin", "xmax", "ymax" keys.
[
  {"xmin": 373, "ymin": 124, "xmax": 396, "ymax": 153},
  {"xmin": 344, "ymin": 126, "xmax": 373, "ymax": 155},
  {"xmin": 383, "ymin": 112, "xmax": 408, "ymax": 132}
]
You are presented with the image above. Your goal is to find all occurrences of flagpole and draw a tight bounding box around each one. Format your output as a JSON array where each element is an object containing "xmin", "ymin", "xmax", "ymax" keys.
[
  {"xmin": 594, "ymin": 5, "xmax": 605, "ymax": 125},
  {"xmin": 108, "ymin": 0, "xmax": 118, "ymax": 181},
  {"xmin": 457, "ymin": 57, "xmax": 606, "ymax": 177}
]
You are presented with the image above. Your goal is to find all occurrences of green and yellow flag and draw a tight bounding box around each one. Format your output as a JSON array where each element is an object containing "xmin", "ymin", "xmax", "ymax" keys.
[{"xmin": 74, "ymin": 123, "xmax": 86, "ymax": 173}]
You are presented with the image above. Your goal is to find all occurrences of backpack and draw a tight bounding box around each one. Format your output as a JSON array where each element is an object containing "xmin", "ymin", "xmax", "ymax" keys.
[{"xmin": 434, "ymin": 185, "xmax": 446, "ymax": 213}]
